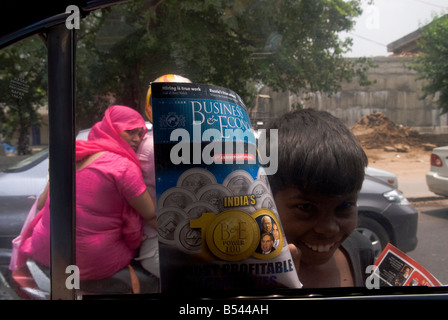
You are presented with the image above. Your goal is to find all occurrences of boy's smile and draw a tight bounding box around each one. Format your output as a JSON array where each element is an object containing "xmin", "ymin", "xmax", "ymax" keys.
[{"xmin": 274, "ymin": 187, "xmax": 358, "ymax": 266}]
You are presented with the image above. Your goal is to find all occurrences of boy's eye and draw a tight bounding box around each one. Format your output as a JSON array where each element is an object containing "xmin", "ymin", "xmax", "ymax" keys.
[
  {"xmin": 297, "ymin": 203, "xmax": 313, "ymax": 211},
  {"xmin": 338, "ymin": 201, "xmax": 356, "ymax": 209},
  {"xmin": 292, "ymin": 203, "xmax": 315, "ymax": 219},
  {"xmin": 336, "ymin": 201, "xmax": 357, "ymax": 217}
]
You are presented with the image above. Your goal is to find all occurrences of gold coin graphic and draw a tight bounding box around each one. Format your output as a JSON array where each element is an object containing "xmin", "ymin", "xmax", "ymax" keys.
[{"xmin": 205, "ymin": 210, "xmax": 260, "ymax": 261}]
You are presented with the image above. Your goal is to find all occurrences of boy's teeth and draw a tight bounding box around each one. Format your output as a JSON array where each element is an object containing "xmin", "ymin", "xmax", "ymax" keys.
[{"xmin": 304, "ymin": 242, "xmax": 334, "ymax": 252}]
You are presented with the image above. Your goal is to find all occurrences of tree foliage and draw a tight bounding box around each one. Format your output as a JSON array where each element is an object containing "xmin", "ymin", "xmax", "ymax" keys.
[
  {"xmin": 412, "ymin": 14, "xmax": 448, "ymax": 114},
  {"xmin": 0, "ymin": 36, "xmax": 47, "ymax": 154},
  {"xmin": 76, "ymin": 0, "xmax": 367, "ymax": 129},
  {"xmin": 2, "ymin": 0, "xmax": 370, "ymax": 141}
]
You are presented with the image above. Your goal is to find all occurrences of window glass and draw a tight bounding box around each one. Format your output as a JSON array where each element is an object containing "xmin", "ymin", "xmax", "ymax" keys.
[
  {"xmin": 0, "ymin": 35, "xmax": 49, "ymax": 299},
  {"xmin": 1, "ymin": 0, "xmax": 448, "ymax": 300},
  {"xmin": 74, "ymin": 0, "xmax": 448, "ymax": 294}
]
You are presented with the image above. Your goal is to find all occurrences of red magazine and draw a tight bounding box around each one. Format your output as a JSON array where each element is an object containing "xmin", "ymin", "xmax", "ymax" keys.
[{"xmin": 373, "ymin": 243, "xmax": 442, "ymax": 287}]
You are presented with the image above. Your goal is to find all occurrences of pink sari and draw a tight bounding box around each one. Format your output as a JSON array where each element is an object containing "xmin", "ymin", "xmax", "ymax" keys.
[
  {"xmin": 14, "ymin": 105, "xmax": 148, "ymax": 280},
  {"xmin": 76, "ymin": 105, "xmax": 147, "ymax": 166}
]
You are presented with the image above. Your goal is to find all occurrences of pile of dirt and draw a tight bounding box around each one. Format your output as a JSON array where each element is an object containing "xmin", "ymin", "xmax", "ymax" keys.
[{"xmin": 351, "ymin": 112, "xmax": 424, "ymax": 150}]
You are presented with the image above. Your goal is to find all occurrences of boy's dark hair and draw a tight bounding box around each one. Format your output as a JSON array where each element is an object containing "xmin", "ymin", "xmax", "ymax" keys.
[{"xmin": 265, "ymin": 109, "xmax": 368, "ymax": 196}]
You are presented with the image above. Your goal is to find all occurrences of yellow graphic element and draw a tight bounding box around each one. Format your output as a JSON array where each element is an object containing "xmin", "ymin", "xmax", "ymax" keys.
[
  {"xmin": 190, "ymin": 209, "xmax": 283, "ymax": 261},
  {"xmin": 251, "ymin": 209, "xmax": 284, "ymax": 260},
  {"xmin": 206, "ymin": 210, "xmax": 260, "ymax": 261},
  {"xmin": 223, "ymin": 195, "xmax": 256, "ymax": 208}
]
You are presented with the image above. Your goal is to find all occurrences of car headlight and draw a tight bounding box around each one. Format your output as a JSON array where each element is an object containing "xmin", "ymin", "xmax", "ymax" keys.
[{"xmin": 382, "ymin": 189, "xmax": 410, "ymax": 205}]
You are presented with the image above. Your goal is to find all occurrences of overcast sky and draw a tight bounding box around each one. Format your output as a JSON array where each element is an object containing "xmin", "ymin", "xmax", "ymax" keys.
[{"xmin": 341, "ymin": 0, "xmax": 448, "ymax": 57}]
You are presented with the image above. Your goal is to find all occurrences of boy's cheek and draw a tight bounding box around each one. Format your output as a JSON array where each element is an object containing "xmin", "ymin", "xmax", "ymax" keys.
[{"xmin": 280, "ymin": 215, "xmax": 307, "ymax": 241}]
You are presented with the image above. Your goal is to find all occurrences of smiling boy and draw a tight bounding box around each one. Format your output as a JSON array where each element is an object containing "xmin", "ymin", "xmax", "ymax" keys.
[{"xmin": 266, "ymin": 109, "xmax": 375, "ymax": 288}]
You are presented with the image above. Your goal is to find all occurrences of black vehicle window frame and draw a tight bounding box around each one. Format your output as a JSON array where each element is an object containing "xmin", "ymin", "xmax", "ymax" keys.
[{"xmin": 0, "ymin": 1, "xmax": 128, "ymax": 301}]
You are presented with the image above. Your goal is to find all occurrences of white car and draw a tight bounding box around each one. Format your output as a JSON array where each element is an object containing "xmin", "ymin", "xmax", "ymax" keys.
[
  {"xmin": 426, "ymin": 146, "xmax": 448, "ymax": 197},
  {"xmin": 0, "ymin": 149, "xmax": 49, "ymax": 197},
  {"xmin": 365, "ymin": 166, "xmax": 398, "ymax": 189}
]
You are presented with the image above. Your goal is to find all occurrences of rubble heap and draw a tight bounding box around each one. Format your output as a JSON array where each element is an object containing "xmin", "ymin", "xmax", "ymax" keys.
[{"xmin": 351, "ymin": 112, "xmax": 423, "ymax": 151}]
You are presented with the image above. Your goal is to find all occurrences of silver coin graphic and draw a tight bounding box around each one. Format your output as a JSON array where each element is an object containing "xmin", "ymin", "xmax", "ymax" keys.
[
  {"xmin": 158, "ymin": 187, "xmax": 197, "ymax": 210},
  {"xmin": 184, "ymin": 201, "xmax": 219, "ymax": 219},
  {"xmin": 196, "ymin": 184, "xmax": 233, "ymax": 212},
  {"xmin": 248, "ymin": 180, "xmax": 269, "ymax": 199},
  {"xmin": 256, "ymin": 167, "xmax": 272, "ymax": 191},
  {"xmin": 177, "ymin": 168, "xmax": 217, "ymax": 193},
  {"xmin": 157, "ymin": 207, "xmax": 188, "ymax": 244},
  {"xmin": 222, "ymin": 170, "xmax": 254, "ymax": 195},
  {"xmin": 255, "ymin": 193, "xmax": 277, "ymax": 212},
  {"xmin": 175, "ymin": 220, "xmax": 202, "ymax": 254}
]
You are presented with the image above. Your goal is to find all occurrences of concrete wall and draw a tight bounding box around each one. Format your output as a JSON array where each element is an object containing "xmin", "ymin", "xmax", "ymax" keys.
[{"xmin": 253, "ymin": 56, "xmax": 448, "ymax": 133}]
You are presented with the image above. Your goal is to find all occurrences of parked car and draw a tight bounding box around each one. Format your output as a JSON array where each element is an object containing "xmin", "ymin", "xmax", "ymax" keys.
[
  {"xmin": 0, "ymin": 149, "xmax": 48, "ymax": 249},
  {"xmin": 365, "ymin": 166, "xmax": 398, "ymax": 189},
  {"xmin": 0, "ymin": 129, "xmax": 90, "ymax": 249},
  {"xmin": 426, "ymin": 146, "xmax": 448, "ymax": 197},
  {"xmin": 357, "ymin": 174, "xmax": 418, "ymax": 258}
]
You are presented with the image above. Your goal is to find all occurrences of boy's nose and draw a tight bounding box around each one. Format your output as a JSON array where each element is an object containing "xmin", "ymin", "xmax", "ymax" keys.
[{"xmin": 314, "ymin": 215, "xmax": 340, "ymax": 236}]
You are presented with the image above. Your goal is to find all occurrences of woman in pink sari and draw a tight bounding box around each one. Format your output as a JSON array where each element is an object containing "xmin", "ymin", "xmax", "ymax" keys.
[{"xmin": 17, "ymin": 105, "xmax": 157, "ymax": 280}]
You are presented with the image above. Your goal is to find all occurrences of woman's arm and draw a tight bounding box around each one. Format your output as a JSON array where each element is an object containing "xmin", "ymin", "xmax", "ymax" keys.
[
  {"xmin": 129, "ymin": 189, "xmax": 157, "ymax": 230},
  {"xmin": 37, "ymin": 182, "xmax": 49, "ymax": 210}
]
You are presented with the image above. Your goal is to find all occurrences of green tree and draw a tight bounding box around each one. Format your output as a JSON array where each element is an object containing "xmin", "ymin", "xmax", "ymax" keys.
[
  {"xmin": 0, "ymin": 36, "xmax": 47, "ymax": 154},
  {"xmin": 412, "ymin": 14, "xmax": 448, "ymax": 114},
  {"xmin": 75, "ymin": 0, "xmax": 369, "ymax": 129}
]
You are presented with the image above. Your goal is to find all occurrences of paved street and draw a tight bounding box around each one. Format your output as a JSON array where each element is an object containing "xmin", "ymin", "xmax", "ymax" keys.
[
  {"xmin": 408, "ymin": 198, "xmax": 448, "ymax": 285},
  {"xmin": 394, "ymin": 170, "xmax": 448, "ymax": 285}
]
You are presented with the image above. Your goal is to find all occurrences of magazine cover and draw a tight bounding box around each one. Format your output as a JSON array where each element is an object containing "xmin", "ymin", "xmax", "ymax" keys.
[
  {"xmin": 150, "ymin": 82, "xmax": 302, "ymax": 292},
  {"xmin": 373, "ymin": 243, "xmax": 442, "ymax": 287}
]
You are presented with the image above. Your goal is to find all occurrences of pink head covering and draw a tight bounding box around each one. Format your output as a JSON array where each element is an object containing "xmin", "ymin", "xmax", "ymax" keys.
[{"xmin": 76, "ymin": 105, "xmax": 147, "ymax": 167}]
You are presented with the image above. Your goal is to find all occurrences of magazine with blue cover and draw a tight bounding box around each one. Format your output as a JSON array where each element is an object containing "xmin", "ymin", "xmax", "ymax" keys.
[{"xmin": 151, "ymin": 82, "xmax": 302, "ymax": 292}]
